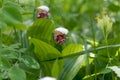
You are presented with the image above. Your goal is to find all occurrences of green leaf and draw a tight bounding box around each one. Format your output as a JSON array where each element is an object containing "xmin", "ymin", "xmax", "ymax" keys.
[
  {"xmin": 20, "ymin": 55, "xmax": 40, "ymax": 69},
  {"xmin": 30, "ymin": 38, "xmax": 61, "ymax": 60},
  {"xmin": 62, "ymin": 44, "xmax": 83, "ymax": 56},
  {"xmin": 107, "ymin": 66, "xmax": 120, "ymax": 78},
  {"xmin": 27, "ymin": 19, "xmax": 55, "ymax": 43},
  {"xmin": 52, "ymin": 59, "xmax": 63, "ymax": 78},
  {"xmin": 0, "ymin": 57, "xmax": 11, "ymax": 70},
  {"xmin": 30, "ymin": 38, "xmax": 61, "ymax": 76},
  {"xmin": 94, "ymin": 37, "xmax": 120, "ymax": 72},
  {"xmin": 0, "ymin": 1, "xmax": 22, "ymax": 26},
  {"xmin": 58, "ymin": 44, "xmax": 84, "ymax": 80},
  {"xmin": 58, "ymin": 55, "xmax": 86, "ymax": 80},
  {"xmin": 8, "ymin": 66, "xmax": 26, "ymax": 80}
]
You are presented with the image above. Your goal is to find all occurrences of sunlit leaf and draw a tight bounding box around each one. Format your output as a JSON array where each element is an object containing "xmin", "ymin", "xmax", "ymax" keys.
[{"xmin": 62, "ymin": 44, "xmax": 83, "ymax": 56}]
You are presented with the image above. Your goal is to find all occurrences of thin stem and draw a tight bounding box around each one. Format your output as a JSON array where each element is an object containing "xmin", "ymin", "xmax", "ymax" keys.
[
  {"xmin": 39, "ymin": 44, "xmax": 120, "ymax": 62},
  {"xmin": 90, "ymin": 19, "xmax": 97, "ymax": 80},
  {"xmin": 84, "ymin": 38, "xmax": 90, "ymax": 78},
  {"xmin": 103, "ymin": 26, "xmax": 114, "ymax": 80}
]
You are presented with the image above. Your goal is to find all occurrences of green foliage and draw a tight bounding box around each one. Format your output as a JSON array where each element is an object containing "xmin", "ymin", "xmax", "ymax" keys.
[
  {"xmin": 62, "ymin": 44, "xmax": 83, "ymax": 56},
  {"xmin": 0, "ymin": 1, "xmax": 23, "ymax": 26},
  {"xmin": 0, "ymin": 0, "xmax": 120, "ymax": 80},
  {"xmin": 8, "ymin": 66, "xmax": 26, "ymax": 80},
  {"xmin": 30, "ymin": 38, "xmax": 62, "ymax": 76},
  {"xmin": 27, "ymin": 19, "xmax": 55, "ymax": 43},
  {"xmin": 21, "ymin": 55, "xmax": 40, "ymax": 69},
  {"xmin": 58, "ymin": 43, "xmax": 84, "ymax": 80}
]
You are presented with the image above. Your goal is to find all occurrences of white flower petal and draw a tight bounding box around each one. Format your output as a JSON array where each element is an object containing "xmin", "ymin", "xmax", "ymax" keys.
[
  {"xmin": 38, "ymin": 5, "xmax": 49, "ymax": 12},
  {"xmin": 55, "ymin": 27, "xmax": 69, "ymax": 35},
  {"xmin": 39, "ymin": 77, "xmax": 56, "ymax": 80}
]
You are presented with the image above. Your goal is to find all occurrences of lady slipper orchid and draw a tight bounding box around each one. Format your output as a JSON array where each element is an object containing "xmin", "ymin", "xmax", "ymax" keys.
[
  {"xmin": 37, "ymin": 5, "xmax": 49, "ymax": 18},
  {"xmin": 54, "ymin": 27, "xmax": 69, "ymax": 44}
]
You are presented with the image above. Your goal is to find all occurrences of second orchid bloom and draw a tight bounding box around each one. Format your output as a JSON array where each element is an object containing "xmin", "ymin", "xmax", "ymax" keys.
[
  {"xmin": 54, "ymin": 27, "xmax": 69, "ymax": 44},
  {"xmin": 37, "ymin": 5, "xmax": 49, "ymax": 18}
]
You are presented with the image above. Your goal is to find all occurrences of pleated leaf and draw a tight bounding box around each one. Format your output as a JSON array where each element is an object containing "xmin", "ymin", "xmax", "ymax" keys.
[
  {"xmin": 30, "ymin": 38, "xmax": 61, "ymax": 76},
  {"xmin": 27, "ymin": 19, "xmax": 55, "ymax": 43}
]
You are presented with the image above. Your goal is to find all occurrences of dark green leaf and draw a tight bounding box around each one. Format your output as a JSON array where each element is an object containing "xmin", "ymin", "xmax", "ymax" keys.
[{"xmin": 0, "ymin": 57, "xmax": 11, "ymax": 70}]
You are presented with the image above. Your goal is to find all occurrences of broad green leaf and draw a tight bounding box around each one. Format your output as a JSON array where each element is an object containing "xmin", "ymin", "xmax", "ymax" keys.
[
  {"xmin": 58, "ymin": 55, "xmax": 86, "ymax": 80},
  {"xmin": 30, "ymin": 38, "xmax": 61, "ymax": 60},
  {"xmin": 0, "ymin": 1, "xmax": 22, "ymax": 26},
  {"xmin": 27, "ymin": 19, "xmax": 55, "ymax": 43},
  {"xmin": 58, "ymin": 44, "xmax": 84, "ymax": 80},
  {"xmin": 20, "ymin": 55, "xmax": 40, "ymax": 69},
  {"xmin": 30, "ymin": 38, "xmax": 61, "ymax": 76},
  {"xmin": 62, "ymin": 44, "xmax": 83, "ymax": 56},
  {"xmin": 8, "ymin": 66, "xmax": 26, "ymax": 80},
  {"xmin": 107, "ymin": 66, "xmax": 120, "ymax": 78}
]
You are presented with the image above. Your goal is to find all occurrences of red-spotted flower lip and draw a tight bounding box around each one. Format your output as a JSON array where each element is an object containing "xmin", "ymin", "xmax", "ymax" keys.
[{"xmin": 54, "ymin": 27, "xmax": 69, "ymax": 44}]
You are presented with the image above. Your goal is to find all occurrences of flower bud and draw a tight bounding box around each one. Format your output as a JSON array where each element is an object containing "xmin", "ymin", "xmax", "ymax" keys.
[
  {"xmin": 37, "ymin": 5, "xmax": 49, "ymax": 18},
  {"xmin": 54, "ymin": 27, "xmax": 69, "ymax": 44}
]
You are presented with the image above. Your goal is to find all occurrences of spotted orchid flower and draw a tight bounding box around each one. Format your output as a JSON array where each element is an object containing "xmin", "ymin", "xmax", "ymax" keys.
[
  {"xmin": 54, "ymin": 27, "xmax": 69, "ymax": 44},
  {"xmin": 37, "ymin": 5, "xmax": 49, "ymax": 18}
]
